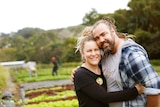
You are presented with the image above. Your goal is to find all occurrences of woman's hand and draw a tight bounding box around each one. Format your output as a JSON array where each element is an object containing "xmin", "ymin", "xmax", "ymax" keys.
[{"xmin": 135, "ymin": 84, "xmax": 145, "ymax": 94}]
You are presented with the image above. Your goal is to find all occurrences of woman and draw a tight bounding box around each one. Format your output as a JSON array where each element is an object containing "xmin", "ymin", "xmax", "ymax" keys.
[{"xmin": 74, "ymin": 27, "xmax": 145, "ymax": 107}]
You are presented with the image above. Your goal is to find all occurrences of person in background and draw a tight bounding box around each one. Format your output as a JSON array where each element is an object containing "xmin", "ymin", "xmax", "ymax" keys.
[
  {"xmin": 28, "ymin": 64, "xmax": 37, "ymax": 77},
  {"xmin": 91, "ymin": 16, "xmax": 160, "ymax": 107},
  {"xmin": 74, "ymin": 26, "xmax": 145, "ymax": 107},
  {"xmin": 52, "ymin": 57, "xmax": 58, "ymax": 76},
  {"xmin": 24, "ymin": 61, "xmax": 37, "ymax": 77}
]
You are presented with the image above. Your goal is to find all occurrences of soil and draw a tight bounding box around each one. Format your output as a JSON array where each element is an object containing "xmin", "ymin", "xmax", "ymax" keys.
[
  {"xmin": 25, "ymin": 84, "xmax": 74, "ymax": 98},
  {"xmin": 0, "ymin": 75, "xmax": 76, "ymax": 107},
  {"xmin": 19, "ymin": 79, "xmax": 77, "ymax": 105},
  {"xmin": 25, "ymin": 84, "xmax": 77, "ymax": 105},
  {"xmin": 5, "ymin": 79, "xmax": 76, "ymax": 106},
  {"xmin": 27, "ymin": 96, "xmax": 77, "ymax": 105}
]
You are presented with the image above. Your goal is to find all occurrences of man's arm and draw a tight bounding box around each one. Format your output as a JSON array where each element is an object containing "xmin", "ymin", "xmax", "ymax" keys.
[
  {"xmin": 71, "ymin": 66, "xmax": 80, "ymax": 82},
  {"xmin": 122, "ymin": 46, "xmax": 160, "ymax": 88}
]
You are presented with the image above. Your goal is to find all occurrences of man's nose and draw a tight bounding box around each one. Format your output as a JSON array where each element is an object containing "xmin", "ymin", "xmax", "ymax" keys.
[{"xmin": 99, "ymin": 36, "xmax": 105, "ymax": 42}]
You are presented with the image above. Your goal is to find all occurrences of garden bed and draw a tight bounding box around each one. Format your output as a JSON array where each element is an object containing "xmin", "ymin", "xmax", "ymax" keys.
[{"xmin": 22, "ymin": 84, "xmax": 78, "ymax": 107}]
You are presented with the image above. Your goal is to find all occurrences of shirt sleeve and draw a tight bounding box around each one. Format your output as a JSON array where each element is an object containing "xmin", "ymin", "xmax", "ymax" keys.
[
  {"xmin": 74, "ymin": 68, "xmax": 138, "ymax": 104},
  {"xmin": 81, "ymin": 81, "xmax": 138, "ymax": 104},
  {"xmin": 124, "ymin": 46, "xmax": 160, "ymax": 88}
]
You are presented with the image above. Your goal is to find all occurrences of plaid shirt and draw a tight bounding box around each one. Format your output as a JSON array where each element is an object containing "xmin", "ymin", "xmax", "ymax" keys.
[{"xmin": 119, "ymin": 39, "xmax": 160, "ymax": 107}]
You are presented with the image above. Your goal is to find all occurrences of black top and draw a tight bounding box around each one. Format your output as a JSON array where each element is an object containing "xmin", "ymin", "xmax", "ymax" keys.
[
  {"xmin": 52, "ymin": 61, "xmax": 58, "ymax": 69},
  {"xmin": 74, "ymin": 67, "xmax": 138, "ymax": 107}
]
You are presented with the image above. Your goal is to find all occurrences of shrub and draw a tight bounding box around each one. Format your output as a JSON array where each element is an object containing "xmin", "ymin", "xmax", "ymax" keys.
[{"xmin": 0, "ymin": 66, "xmax": 10, "ymax": 91}]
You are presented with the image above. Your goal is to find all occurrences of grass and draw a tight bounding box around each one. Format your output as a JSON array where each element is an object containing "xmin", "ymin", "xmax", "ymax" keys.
[
  {"xmin": 9, "ymin": 61, "xmax": 160, "ymax": 84},
  {"xmin": 0, "ymin": 66, "xmax": 10, "ymax": 90},
  {"xmin": 10, "ymin": 62, "xmax": 81, "ymax": 84},
  {"xmin": 153, "ymin": 66, "xmax": 160, "ymax": 75},
  {"xmin": 150, "ymin": 60, "xmax": 160, "ymax": 75}
]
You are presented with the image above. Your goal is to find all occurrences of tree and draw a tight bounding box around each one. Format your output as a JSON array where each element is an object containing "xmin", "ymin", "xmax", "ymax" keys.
[
  {"xmin": 112, "ymin": 9, "xmax": 130, "ymax": 33},
  {"xmin": 82, "ymin": 8, "xmax": 100, "ymax": 26},
  {"xmin": 0, "ymin": 48, "xmax": 17, "ymax": 62},
  {"xmin": 128, "ymin": 0, "xmax": 160, "ymax": 33},
  {"xmin": 61, "ymin": 37, "xmax": 81, "ymax": 62}
]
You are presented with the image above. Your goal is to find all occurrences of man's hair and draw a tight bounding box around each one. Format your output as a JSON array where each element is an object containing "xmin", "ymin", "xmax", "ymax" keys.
[
  {"xmin": 92, "ymin": 16, "xmax": 116, "ymax": 32},
  {"xmin": 92, "ymin": 16, "xmax": 135, "ymax": 39}
]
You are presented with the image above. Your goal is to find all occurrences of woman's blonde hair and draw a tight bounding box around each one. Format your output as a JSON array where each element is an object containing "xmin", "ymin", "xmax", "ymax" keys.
[
  {"xmin": 75, "ymin": 26, "xmax": 94, "ymax": 53},
  {"xmin": 75, "ymin": 26, "xmax": 95, "ymax": 62}
]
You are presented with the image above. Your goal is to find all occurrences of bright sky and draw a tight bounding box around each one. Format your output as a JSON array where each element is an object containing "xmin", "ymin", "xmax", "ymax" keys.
[{"xmin": 0, "ymin": 0, "xmax": 130, "ymax": 34}]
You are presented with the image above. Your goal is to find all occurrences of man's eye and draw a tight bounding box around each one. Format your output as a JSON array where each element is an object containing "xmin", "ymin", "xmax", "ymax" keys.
[
  {"xmin": 103, "ymin": 32, "xmax": 108, "ymax": 36},
  {"xmin": 94, "ymin": 37, "xmax": 99, "ymax": 41}
]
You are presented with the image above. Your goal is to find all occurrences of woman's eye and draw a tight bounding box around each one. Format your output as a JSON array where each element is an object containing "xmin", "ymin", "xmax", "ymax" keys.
[
  {"xmin": 95, "ymin": 48, "xmax": 100, "ymax": 51},
  {"xmin": 87, "ymin": 50, "xmax": 91, "ymax": 52}
]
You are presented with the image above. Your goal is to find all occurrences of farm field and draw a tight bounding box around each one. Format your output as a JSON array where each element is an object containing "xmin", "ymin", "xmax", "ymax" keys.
[
  {"xmin": 21, "ymin": 84, "xmax": 78, "ymax": 107},
  {"xmin": 0, "ymin": 62, "xmax": 80, "ymax": 107},
  {"xmin": 14, "ymin": 62, "xmax": 79, "ymax": 107},
  {"xmin": 0, "ymin": 61, "xmax": 160, "ymax": 107}
]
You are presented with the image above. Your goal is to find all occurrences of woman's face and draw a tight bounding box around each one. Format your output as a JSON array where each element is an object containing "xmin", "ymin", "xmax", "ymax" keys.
[{"xmin": 82, "ymin": 40, "xmax": 101, "ymax": 66}]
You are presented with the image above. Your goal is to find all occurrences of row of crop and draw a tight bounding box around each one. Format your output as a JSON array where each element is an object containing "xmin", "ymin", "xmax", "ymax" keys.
[
  {"xmin": 17, "ymin": 84, "xmax": 79, "ymax": 107},
  {"xmin": 25, "ymin": 90, "xmax": 76, "ymax": 104},
  {"xmin": 25, "ymin": 86, "xmax": 62, "ymax": 95},
  {"xmin": 23, "ymin": 99, "xmax": 78, "ymax": 107}
]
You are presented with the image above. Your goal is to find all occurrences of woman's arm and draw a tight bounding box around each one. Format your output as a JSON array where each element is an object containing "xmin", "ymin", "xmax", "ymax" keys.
[{"xmin": 81, "ymin": 82, "xmax": 141, "ymax": 104}]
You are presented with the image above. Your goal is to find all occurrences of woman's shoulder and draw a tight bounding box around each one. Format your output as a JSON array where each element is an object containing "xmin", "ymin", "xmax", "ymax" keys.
[{"xmin": 75, "ymin": 67, "xmax": 88, "ymax": 76}]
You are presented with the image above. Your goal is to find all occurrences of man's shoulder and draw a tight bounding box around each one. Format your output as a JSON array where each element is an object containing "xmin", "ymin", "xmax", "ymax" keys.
[
  {"xmin": 121, "ymin": 40, "xmax": 147, "ymax": 57},
  {"xmin": 122, "ymin": 39, "xmax": 142, "ymax": 50}
]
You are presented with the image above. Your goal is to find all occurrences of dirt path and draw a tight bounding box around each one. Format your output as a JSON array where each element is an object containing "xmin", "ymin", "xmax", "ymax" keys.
[{"xmin": 20, "ymin": 79, "xmax": 73, "ymax": 91}]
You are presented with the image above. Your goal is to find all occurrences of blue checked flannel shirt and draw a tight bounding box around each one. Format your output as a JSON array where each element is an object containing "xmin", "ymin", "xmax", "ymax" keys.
[{"xmin": 119, "ymin": 39, "xmax": 160, "ymax": 107}]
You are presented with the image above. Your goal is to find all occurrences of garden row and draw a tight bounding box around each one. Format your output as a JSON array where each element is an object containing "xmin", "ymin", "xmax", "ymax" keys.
[{"xmin": 20, "ymin": 84, "xmax": 78, "ymax": 107}]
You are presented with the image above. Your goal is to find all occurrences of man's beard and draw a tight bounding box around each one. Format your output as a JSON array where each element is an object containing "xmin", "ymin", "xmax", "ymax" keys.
[
  {"xmin": 101, "ymin": 34, "xmax": 115, "ymax": 54},
  {"xmin": 102, "ymin": 42, "xmax": 114, "ymax": 54}
]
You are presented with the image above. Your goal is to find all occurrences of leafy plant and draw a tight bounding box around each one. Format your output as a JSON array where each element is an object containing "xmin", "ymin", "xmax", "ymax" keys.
[{"xmin": 0, "ymin": 66, "xmax": 10, "ymax": 91}]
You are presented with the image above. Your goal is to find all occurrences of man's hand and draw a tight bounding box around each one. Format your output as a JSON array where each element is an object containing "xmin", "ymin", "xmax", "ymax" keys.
[{"xmin": 71, "ymin": 66, "xmax": 80, "ymax": 82}]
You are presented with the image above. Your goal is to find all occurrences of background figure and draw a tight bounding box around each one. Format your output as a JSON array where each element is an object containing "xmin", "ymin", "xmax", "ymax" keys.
[
  {"xmin": 52, "ymin": 57, "xmax": 58, "ymax": 76},
  {"xmin": 23, "ymin": 61, "xmax": 37, "ymax": 77}
]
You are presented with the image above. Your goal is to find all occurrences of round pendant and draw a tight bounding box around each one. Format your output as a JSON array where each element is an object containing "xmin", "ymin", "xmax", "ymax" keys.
[{"xmin": 96, "ymin": 77, "xmax": 103, "ymax": 85}]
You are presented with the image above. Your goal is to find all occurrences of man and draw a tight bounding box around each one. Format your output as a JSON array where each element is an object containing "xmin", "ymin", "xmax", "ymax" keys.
[
  {"xmin": 91, "ymin": 17, "xmax": 160, "ymax": 107},
  {"xmin": 52, "ymin": 57, "xmax": 58, "ymax": 76}
]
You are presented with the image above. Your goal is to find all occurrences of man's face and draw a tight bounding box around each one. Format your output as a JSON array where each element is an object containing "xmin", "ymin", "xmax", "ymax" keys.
[{"xmin": 92, "ymin": 23, "xmax": 115, "ymax": 54}]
